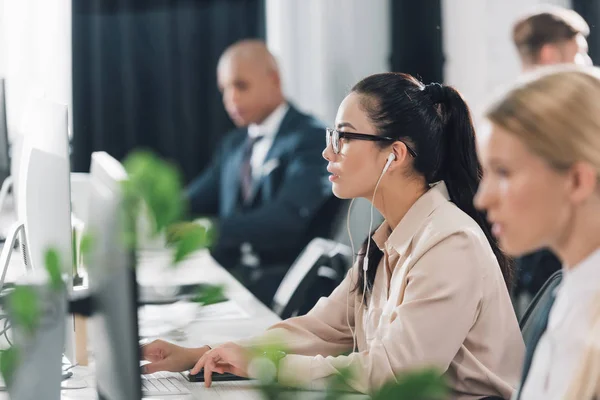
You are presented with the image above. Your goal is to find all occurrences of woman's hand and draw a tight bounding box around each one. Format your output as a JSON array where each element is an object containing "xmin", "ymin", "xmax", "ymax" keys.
[
  {"xmin": 190, "ymin": 342, "xmax": 251, "ymax": 387},
  {"xmin": 141, "ymin": 339, "xmax": 210, "ymax": 374}
]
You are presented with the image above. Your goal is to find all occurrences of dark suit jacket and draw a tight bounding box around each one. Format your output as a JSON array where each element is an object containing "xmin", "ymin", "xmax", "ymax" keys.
[{"xmin": 186, "ymin": 104, "xmax": 338, "ymax": 268}]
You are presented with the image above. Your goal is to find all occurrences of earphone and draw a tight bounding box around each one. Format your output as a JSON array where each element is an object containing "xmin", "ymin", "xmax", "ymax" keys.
[
  {"xmin": 346, "ymin": 152, "xmax": 396, "ymax": 352},
  {"xmin": 382, "ymin": 152, "xmax": 396, "ymax": 175}
]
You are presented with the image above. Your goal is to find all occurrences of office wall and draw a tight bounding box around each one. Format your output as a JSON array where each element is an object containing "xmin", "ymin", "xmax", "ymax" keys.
[
  {"xmin": 442, "ymin": 0, "xmax": 571, "ymax": 122},
  {"xmin": 1, "ymin": 0, "xmax": 72, "ymax": 139},
  {"xmin": 266, "ymin": 0, "xmax": 391, "ymax": 125}
]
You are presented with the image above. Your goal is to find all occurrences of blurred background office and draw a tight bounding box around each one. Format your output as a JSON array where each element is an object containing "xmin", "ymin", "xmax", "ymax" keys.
[{"xmin": 0, "ymin": 0, "xmax": 598, "ymax": 309}]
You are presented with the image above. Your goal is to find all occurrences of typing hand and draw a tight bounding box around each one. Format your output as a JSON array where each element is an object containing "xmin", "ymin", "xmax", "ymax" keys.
[
  {"xmin": 141, "ymin": 339, "xmax": 209, "ymax": 374},
  {"xmin": 190, "ymin": 342, "xmax": 250, "ymax": 387}
]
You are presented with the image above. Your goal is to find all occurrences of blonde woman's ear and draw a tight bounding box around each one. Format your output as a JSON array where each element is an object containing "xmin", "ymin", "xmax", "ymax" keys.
[{"xmin": 568, "ymin": 162, "xmax": 598, "ymax": 204}]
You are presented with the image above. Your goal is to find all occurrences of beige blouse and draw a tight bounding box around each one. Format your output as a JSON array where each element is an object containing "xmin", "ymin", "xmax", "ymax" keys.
[{"xmin": 241, "ymin": 182, "xmax": 525, "ymax": 399}]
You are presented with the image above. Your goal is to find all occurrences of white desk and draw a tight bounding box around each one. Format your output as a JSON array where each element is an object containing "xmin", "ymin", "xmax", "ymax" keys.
[{"xmin": 136, "ymin": 249, "xmax": 282, "ymax": 348}]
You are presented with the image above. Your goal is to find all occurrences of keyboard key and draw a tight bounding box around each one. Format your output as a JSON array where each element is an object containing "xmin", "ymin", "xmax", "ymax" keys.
[
  {"xmin": 141, "ymin": 373, "xmax": 190, "ymax": 395},
  {"xmin": 159, "ymin": 378, "xmax": 178, "ymax": 392}
]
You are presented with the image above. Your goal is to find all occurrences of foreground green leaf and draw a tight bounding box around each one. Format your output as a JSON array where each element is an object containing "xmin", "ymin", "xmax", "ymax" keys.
[
  {"xmin": 123, "ymin": 151, "xmax": 184, "ymax": 235},
  {"xmin": 0, "ymin": 348, "xmax": 19, "ymax": 386},
  {"xmin": 44, "ymin": 249, "xmax": 63, "ymax": 291},
  {"xmin": 372, "ymin": 368, "xmax": 448, "ymax": 400},
  {"xmin": 324, "ymin": 366, "xmax": 356, "ymax": 400},
  {"xmin": 71, "ymin": 228, "xmax": 78, "ymax": 270},
  {"xmin": 79, "ymin": 232, "xmax": 94, "ymax": 266},
  {"xmin": 8, "ymin": 286, "xmax": 40, "ymax": 335},
  {"xmin": 168, "ymin": 222, "xmax": 211, "ymax": 264},
  {"xmin": 192, "ymin": 285, "xmax": 226, "ymax": 305}
]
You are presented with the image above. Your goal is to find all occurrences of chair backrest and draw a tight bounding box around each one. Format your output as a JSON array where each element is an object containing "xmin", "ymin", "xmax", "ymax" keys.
[
  {"xmin": 271, "ymin": 238, "xmax": 352, "ymax": 319},
  {"xmin": 519, "ymin": 270, "xmax": 563, "ymax": 348}
]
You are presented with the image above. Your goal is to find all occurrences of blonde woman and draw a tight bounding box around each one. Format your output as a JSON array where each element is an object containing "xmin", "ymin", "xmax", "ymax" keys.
[{"xmin": 475, "ymin": 65, "xmax": 600, "ymax": 399}]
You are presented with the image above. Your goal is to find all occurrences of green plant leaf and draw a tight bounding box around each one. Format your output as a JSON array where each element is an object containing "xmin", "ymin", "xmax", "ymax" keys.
[
  {"xmin": 123, "ymin": 151, "xmax": 185, "ymax": 236},
  {"xmin": 9, "ymin": 286, "xmax": 40, "ymax": 335},
  {"xmin": 119, "ymin": 191, "xmax": 140, "ymax": 250},
  {"xmin": 324, "ymin": 366, "xmax": 356, "ymax": 400},
  {"xmin": 44, "ymin": 248, "xmax": 63, "ymax": 291},
  {"xmin": 0, "ymin": 348, "xmax": 19, "ymax": 386},
  {"xmin": 71, "ymin": 228, "xmax": 78, "ymax": 271},
  {"xmin": 79, "ymin": 232, "xmax": 94, "ymax": 266},
  {"xmin": 372, "ymin": 368, "xmax": 448, "ymax": 400},
  {"xmin": 192, "ymin": 284, "xmax": 226, "ymax": 306},
  {"xmin": 168, "ymin": 222, "xmax": 211, "ymax": 264}
]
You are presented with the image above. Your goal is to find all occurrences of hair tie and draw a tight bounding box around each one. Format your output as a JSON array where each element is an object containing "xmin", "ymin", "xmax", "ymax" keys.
[{"xmin": 424, "ymin": 82, "xmax": 446, "ymax": 104}]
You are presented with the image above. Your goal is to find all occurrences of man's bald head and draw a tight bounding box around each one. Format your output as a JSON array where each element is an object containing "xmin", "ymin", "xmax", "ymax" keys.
[
  {"xmin": 218, "ymin": 40, "xmax": 279, "ymax": 75},
  {"xmin": 217, "ymin": 40, "xmax": 284, "ymax": 127}
]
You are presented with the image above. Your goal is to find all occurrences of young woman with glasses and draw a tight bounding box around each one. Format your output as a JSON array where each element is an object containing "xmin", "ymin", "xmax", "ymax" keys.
[{"xmin": 142, "ymin": 72, "xmax": 524, "ymax": 399}]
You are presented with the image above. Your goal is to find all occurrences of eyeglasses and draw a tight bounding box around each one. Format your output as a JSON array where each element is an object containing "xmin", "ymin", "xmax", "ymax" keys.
[{"xmin": 325, "ymin": 128, "xmax": 417, "ymax": 157}]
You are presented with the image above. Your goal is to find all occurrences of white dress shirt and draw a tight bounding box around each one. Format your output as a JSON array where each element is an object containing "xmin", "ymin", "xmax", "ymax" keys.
[
  {"xmin": 247, "ymin": 103, "xmax": 289, "ymax": 181},
  {"xmin": 520, "ymin": 248, "xmax": 600, "ymax": 399}
]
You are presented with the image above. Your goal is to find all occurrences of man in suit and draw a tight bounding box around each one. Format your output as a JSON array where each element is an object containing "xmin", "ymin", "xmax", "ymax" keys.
[
  {"xmin": 186, "ymin": 40, "xmax": 338, "ymax": 304},
  {"xmin": 511, "ymin": 6, "xmax": 590, "ymax": 307}
]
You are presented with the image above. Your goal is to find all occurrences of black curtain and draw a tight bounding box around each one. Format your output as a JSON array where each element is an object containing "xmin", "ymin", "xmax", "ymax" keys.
[
  {"xmin": 573, "ymin": 0, "xmax": 600, "ymax": 65},
  {"xmin": 72, "ymin": 0, "xmax": 265, "ymax": 183},
  {"xmin": 390, "ymin": 0, "xmax": 444, "ymax": 84}
]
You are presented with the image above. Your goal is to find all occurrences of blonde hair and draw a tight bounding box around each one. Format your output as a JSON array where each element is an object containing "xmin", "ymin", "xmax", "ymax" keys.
[
  {"xmin": 487, "ymin": 66, "xmax": 600, "ymax": 399},
  {"xmin": 486, "ymin": 65, "xmax": 600, "ymax": 175},
  {"xmin": 565, "ymin": 291, "xmax": 600, "ymax": 399}
]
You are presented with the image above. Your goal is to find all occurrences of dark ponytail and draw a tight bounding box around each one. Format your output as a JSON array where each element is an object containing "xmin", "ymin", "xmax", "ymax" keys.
[
  {"xmin": 351, "ymin": 73, "xmax": 513, "ymax": 300},
  {"xmin": 436, "ymin": 85, "xmax": 514, "ymax": 289}
]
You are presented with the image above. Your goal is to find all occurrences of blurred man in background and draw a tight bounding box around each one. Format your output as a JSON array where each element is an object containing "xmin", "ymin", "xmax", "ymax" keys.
[
  {"xmin": 511, "ymin": 6, "xmax": 591, "ymax": 307},
  {"xmin": 186, "ymin": 40, "xmax": 339, "ymax": 305},
  {"xmin": 513, "ymin": 6, "xmax": 591, "ymax": 70}
]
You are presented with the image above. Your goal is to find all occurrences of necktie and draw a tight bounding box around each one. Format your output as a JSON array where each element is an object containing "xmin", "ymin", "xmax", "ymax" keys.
[{"xmin": 240, "ymin": 135, "xmax": 263, "ymax": 204}]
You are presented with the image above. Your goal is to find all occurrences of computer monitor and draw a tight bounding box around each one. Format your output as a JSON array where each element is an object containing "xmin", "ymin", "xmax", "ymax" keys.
[
  {"xmin": 16, "ymin": 98, "xmax": 76, "ymax": 363},
  {"xmin": 0, "ymin": 79, "xmax": 10, "ymax": 185},
  {"xmin": 85, "ymin": 151, "xmax": 142, "ymax": 399}
]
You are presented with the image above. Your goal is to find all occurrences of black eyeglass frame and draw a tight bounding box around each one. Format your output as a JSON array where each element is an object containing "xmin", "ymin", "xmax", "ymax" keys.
[{"xmin": 325, "ymin": 128, "xmax": 418, "ymax": 157}]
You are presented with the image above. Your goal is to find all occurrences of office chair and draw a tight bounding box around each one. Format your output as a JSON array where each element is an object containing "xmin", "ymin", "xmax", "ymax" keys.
[
  {"xmin": 271, "ymin": 238, "xmax": 352, "ymax": 319},
  {"xmin": 519, "ymin": 270, "xmax": 562, "ymax": 347}
]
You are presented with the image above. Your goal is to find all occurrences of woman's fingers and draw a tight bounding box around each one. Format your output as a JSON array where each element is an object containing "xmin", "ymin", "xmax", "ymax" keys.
[
  {"xmin": 204, "ymin": 355, "xmax": 217, "ymax": 387},
  {"xmin": 190, "ymin": 351, "xmax": 208, "ymax": 375},
  {"xmin": 190, "ymin": 345, "xmax": 249, "ymax": 387},
  {"xmin": 191, "ymin": 348, "xmax": 227, "ymax": 387}
]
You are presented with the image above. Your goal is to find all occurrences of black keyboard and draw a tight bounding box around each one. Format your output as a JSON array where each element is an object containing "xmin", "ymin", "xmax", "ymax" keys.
[{"xmin": 184, "ymin": 369, "xmax": 249, "ymax": 383}]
